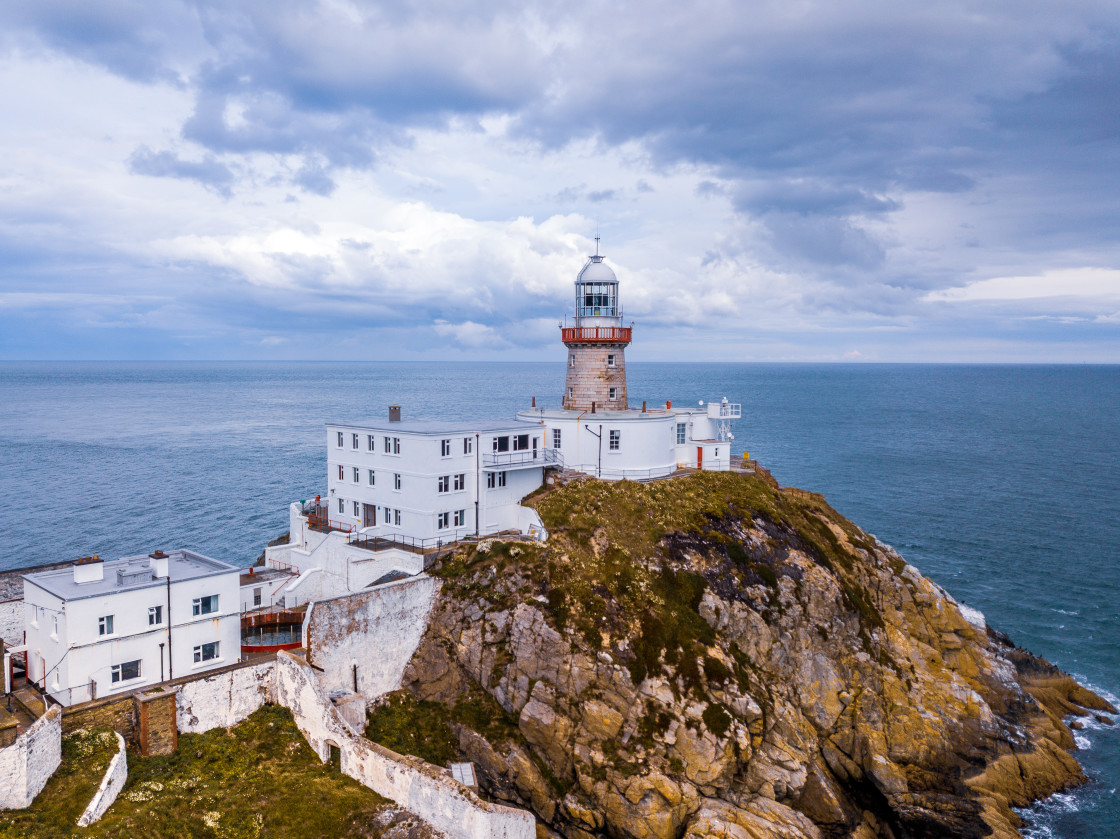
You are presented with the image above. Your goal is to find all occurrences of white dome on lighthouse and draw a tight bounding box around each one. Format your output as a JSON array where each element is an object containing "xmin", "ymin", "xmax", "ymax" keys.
[{"xmin": 576, "ymin": 256, "xmax": 617, "ymax": 285}]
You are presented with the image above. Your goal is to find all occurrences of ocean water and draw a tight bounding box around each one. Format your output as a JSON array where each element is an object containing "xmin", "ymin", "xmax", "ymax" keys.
[{"xmin": 1, "ymin": 361, "xmax": 1116, "ymax": 836}]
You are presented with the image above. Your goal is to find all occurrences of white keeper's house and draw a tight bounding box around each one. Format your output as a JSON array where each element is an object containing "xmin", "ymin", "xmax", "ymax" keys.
[
  {"xmin": 22, "ymin": 550, "xmax": 241, "ymax": 706},
  {"xmin": 264, "ymin": 244, "xmax": 740, "ymax": 604}
]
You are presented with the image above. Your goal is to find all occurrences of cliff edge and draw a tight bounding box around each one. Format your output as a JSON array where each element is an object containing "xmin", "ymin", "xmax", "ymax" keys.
[{"xmin": 395, "ymin": 467, "xmax": 1114, "ymax": 839}]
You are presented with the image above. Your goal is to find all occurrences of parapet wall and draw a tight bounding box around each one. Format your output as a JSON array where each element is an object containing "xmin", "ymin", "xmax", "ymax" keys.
[
  {"xmin": 0, "ymin": 705, "xmax": 61, "ymax": 809},
  {"xmin": 176, "ymin": 660, "xmax": 276, "ymax": 734},
  {"xmin": 276, "ymin": 652, "xmax": 535, "ymax": 839},
  {"xmin": 305, "ymin": 575, "xmax": 439, "ymax": 699},
  {"xmin": 77, "ymin": 732, "xmax": 127, "ymax": 826}
]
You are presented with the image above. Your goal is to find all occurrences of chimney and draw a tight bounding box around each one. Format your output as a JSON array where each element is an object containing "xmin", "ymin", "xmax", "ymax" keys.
[
  {"xmin": 74, "ymin": 555, "xmax": 104, "ymax": 584},
  {"xmin": 531, "ymin": 396, "xmax": 536, "ymax": 408},
  {"xmin": 389, "ymin": 405, "xmax": 401, "ymax": 422},
  {"xmin": 148, "ymin": 549, "xmax": 169, "ymax": 578},
  {"xmin": 666, "ymin": 400, "xmax": 672, "ymax": 410},
  {"xmin": 642, "ymin": 401, "xmax": 646, "ymax": 413}
]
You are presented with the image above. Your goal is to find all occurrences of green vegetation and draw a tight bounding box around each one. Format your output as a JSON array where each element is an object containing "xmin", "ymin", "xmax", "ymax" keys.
[
  {"xmin": 2, "ymin": 705, "xmax": 393, "ymax": 839},
  {"xmin": 702, "ymin": 702, "xmax": 733, "ymax": 737}
]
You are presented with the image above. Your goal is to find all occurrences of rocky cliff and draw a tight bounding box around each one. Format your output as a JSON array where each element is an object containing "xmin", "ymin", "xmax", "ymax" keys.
[{"xmin": 396, "ymin": 467, "xmax": 1115, "ymax": 839}]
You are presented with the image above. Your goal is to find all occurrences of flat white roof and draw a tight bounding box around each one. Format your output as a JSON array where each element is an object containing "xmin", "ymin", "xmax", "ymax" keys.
[
  {"xmin": 24, "ymin": 549, "xmax": 237, "ymax": 602},
  {"xmin": 328, "ymin": 418, "xmax": 540, "ymax": 435}
]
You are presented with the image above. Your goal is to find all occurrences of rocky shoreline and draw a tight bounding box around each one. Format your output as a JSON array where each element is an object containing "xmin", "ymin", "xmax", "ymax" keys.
[{"xmin": 392, "ymin": 467, "xmax": 1114, "ymax": 839}]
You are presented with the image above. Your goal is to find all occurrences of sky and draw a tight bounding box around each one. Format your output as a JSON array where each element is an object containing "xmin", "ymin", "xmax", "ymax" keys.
[{"xmin": 1, "ymin": 1, "xmax": 1119, "ymax": 362}]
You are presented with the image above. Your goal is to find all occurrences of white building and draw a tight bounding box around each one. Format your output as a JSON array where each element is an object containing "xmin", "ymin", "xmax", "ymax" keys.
[{"xmin": 23, "ymin": 550, "xmax": 240, "ymax": 706}]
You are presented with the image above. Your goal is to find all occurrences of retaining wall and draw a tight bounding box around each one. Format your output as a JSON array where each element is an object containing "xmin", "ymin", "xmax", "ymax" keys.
[
  {"xmin": 275, "ymin": 652, "xmax": 534, "ymax": 839},
  {"xmin": 305, "ymin": 575, "xmax": 438, "ymax": 699},
  {"xmin": 176, "ymin": 660, "xmax": 276, "ymax": 734},
  {"xmin": 77, "ymin": 732, "xmax": 127, "ymax": 826},
  {"xmin": 0, "ymin": 706, "xmax": 61, "ymax": 809}
]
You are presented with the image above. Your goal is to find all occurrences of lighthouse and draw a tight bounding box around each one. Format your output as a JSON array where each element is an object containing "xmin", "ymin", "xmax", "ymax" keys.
[{"xmin": 561, "ymin": 240, "xmax": 632, "ymax": 410}]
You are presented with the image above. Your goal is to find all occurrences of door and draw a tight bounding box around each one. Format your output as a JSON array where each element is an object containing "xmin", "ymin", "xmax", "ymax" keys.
[
  {"xmin": 362, "ymin": 504, "xmax": 377, "ymax": 527},
  {"xmin": 697, "ymin": 446, "xmax": 703, "ymax": 469}
]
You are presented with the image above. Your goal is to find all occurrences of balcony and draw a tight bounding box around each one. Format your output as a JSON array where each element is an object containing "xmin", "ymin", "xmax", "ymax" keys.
[
  {"xmin": 483, "ymin": 448, "xmax": 562, "ymax": 469},
  {"xmin": 561, "ymin": 326, "xmax": 632, "ymax": 344}
]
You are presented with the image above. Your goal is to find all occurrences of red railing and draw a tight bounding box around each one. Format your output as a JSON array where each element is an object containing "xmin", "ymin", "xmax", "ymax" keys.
[{"xmin": 561, "ymin": 326, "xmax": 632, "ymax": 344}]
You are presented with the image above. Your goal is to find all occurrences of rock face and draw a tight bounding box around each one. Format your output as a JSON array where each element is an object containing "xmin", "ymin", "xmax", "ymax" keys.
[{"xmin": 400, "ymin": 469, "xmax": 1115, "ymax": 839}]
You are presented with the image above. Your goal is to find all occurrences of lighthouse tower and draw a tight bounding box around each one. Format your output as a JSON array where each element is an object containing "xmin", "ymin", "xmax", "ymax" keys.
[{"xmin": 561, "ymin": 241, "xmax": 632, "ymax": 410}]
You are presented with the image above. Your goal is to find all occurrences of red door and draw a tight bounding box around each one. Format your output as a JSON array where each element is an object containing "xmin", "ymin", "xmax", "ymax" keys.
[{"xmin": 697, "ymin": 446, "xmax": 703, "ymax": 469}]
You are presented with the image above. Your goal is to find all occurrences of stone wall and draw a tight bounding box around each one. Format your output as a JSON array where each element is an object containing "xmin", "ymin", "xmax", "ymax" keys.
[
  {"xmin": 563, "ymin": 344, "xmax": 628, "ymax": 410},
  {"xmin": 136, "ymin": 690, "xmax": 177, "ymax": 756},
  {"xmin": 63, "ymin": 693, "xmax": 139, "ymax": 748},
  {"xmin": 77, "ymin": 732, "xmax": 127, "ymax": 826},
  {"xmin": 305, "ymin": 576, "xmax": 439, "ymax": 699},
  {"xmin": 0, "ymin": 705, "xmax": 61, "ymax": 809},
  {"xmin": 275, "ymin": 651, "xmax": 535, "ymax": 839},
  {"xmin": 176, "ymin": 660, "xmax": 276, "ymax": 734}
]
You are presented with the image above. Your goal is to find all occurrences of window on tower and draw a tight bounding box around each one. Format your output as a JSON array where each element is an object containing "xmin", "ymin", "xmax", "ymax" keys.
[{"xmin": 607, "ymin": 354, "xmax": 615, "ymax": 367}]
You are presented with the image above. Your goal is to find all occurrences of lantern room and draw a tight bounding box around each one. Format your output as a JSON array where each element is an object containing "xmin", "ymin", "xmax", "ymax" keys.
[{"xmin": 574, "ymin": 255, "xmax": 621, "ymax": 326}]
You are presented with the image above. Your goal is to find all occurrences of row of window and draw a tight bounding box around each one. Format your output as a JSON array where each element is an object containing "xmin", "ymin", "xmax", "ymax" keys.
[
  {"xmin": 436, "ymin": 510, "xmax": 467, "ymax": 529},
  {"xmin": 96, "ymin": 596, "xmax": 218, "ymax": 637},
  {"xmin": 566, "ymin": 387, "xmax": 620, "ymax": 401},
  {"xmin": 336, "ymin": 432, "xmax": 478, "ymax": 457},
  {"xmin": 568, "ymin": 353, "xmax": 617, "ymax": 367},
  {"xmin": 108, "ymin": 641, "xmax": 220, "ymax": 684},
  {"xmin": 437, "ymin": 474, "xmax": 466, "ymax": 492}
]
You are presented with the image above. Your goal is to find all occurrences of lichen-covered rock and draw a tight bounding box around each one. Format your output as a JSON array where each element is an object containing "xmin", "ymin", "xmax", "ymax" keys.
[{"xmin": 399, "ymin": 469, "xmax": 1116, "ymax": 839}]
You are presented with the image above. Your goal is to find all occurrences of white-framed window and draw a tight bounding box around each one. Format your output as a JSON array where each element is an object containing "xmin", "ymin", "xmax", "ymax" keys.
[
  {"xmin": 98, "ymin": 615, "xmax": 114, "ymax": 636},
  {"xmin": 148, "ymin": 605, "xmax": 163, "ymax": 626},
  {"xmin": 337, "ymin": 431, "xmax": 344, "ymax": 447},
  {"xmin": 607, "ymin": 353, "xmax": 615, "ymax": 367},
  {"xmin": 338, "ymin": 497, "xmax": 345, "ymax": 514},
  {"xmin": 338, "ymin": 464, "xmax": 344, "ymax": 480},
  {"xmin": 192, "ymin": 595, "xmax": 219, "ymax": 616},
  {"xmin": 569, "ymin": 353, "xmax": 575, "ymax": 368},
  {"xmin": 194, "ymin": 642, "xmax": 220, "ymax": 663},
  {"xmin": 352, "ymin": 433, "xmax": 359, "ymax": 450},
  {"xmin": 394, "ymin": 509, "xmax": 401, "ymax": 525},
  {"xmin": 437, "ymin": 512, "xmax": 450, "ymax": 529},
  {"xmin": 441, "ymin": 439, "xmax": 451, "ymax": 456},
  {"xmin": 453, "ymin": 473, "xmax": 465, "ymax": 491},
  {"xmin": 111, "ymin": 660, "xmax": 142, "ymax": 683},
  {"xmin": 453, "ymin": 509, "xmax": 466, "ymax": 527},
  {"xmin": 487, "ymin": 471, "xmax": 507, "ymax": 488},
  {"xmin": 513, "ymin": 434, "xmax": 529, "ymax": 451},
  {"xmin": 352, "ymin": 467, "xmax": 360, "ymax": 483},
  {"xmin": 368, "ymin": 434, "xmax": 376, "ymax": 451},
  {"xmin": 609, "ymin": 430, "xmax": 620, "ymax": 450},
  {"xmin": 609, "ymin": 387, "xmax": 617, "ymax": 400},
  {"xmin": 51, "ymin": 615, "xmax": 58, "ymax": 639},
  {"xmin": 567, "ymin": 387, "xmax": 573, "ymax": 399},
  {"xmin": 394, "ymin": 473, "xmax": 401, "ymax": 490},
  {"xmin": 463, "ymin": 437, "xmax": 473, "ymax": 454},
  {"xmin": 438, "ymin": 475, "xmax": 450, "ymax": 493},
  {"xmin": 384, "ymin": 435, "xmax": 391, "ymax": 453},
  {"xmin": 493, "ymin": 436, "xmax": 509, "ymax": 452},
  {"xmin": 392, "ymin": 437, "xmax": 400, "ymax": 454},
  {"xmin": 353, "ymin": 500, "xmax": 360, "ymax": 517},
  {"xmin": 553, "ymin": 428, "xmax": 561, "ymax": 448},
  {"xmin": 368, "ymin": 469, "xmax": 375, "ymax": 486},
  {"xmin": 676, "ymin": 422, "xmax": 687, "ymax": 444},
  {"xmin": 253, "ymin": 587, "xmax": 262, "ymax": 607}
]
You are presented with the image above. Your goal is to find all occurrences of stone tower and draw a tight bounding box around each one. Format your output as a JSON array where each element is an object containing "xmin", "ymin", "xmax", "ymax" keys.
[{"xmin": 561, "ymin": 244, "xmax": 632, "ymax": 410}]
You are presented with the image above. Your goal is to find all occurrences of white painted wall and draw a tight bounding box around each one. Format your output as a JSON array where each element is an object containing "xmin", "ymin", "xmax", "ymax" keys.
[
  {"xmin": 275, "ymin": 652, "xmax": 535, "ymax": 839},
  {"xmin": 304, "ymin": 576, "xmax": 439, "ymax": 700},
  {"xmin": 0, "ymin": 599, "xmax": 22, "ymax": 646},
  {"xmin": 0, "ymin": 705, "xmax": 61, "ymax": 809},
  {"xmin": 176, "ymin": 661, "xmax": 277, "ymax": 734},
  {"xmin": 77, "ymin": 732, "xmax": 127, "ymax": 826}
]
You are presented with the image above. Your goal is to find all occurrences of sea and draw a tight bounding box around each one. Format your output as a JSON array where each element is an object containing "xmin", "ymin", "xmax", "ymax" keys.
[{"xmin": 0, "ymin": 361, "xmax": 1116, "ymax": 837}]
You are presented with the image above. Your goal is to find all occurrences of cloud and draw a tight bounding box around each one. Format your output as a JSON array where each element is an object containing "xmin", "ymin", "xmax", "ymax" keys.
[
  {"xmin": 129, "ymin": 146, "xmax": 235, "ymax": 196},
  {"xmin": 924, "ymin": 268, "xmax": 1120, "ymax": 303}
]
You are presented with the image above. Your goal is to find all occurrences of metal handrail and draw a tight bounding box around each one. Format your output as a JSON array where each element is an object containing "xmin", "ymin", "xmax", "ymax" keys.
[
  {"xmin": 561, "ymin": 326, "xmax": 632, "ymax": 343},
  {"xmin": 482, "ymin": 448, "xmax": 561, "ymax": 468}
]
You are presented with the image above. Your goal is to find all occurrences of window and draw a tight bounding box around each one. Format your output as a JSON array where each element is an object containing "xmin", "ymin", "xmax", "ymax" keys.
[
  {"xmin": 454, "ymin": 509, "xmax": 466, "ymax": 527},
  {"xmin": 609, "ymin": 430, "xmax": 620, "ymax": 451},
  {"xmin": 337, "ymin": 431, "xmax": 344, "ymax": 447},
  {"xmin": 487, "ymin": 471, "xmax": 507, "ymax": 489},
  {"xmin": 338, "ymin": 464, "xmax": 344, "ymax": 480},
  {"xmin": 384, "ymin": 435, "xmax": 391, "ymax": 453},
  {"xmin": 609, "ymin": 387, "xmax": 617, "ymax": 400},
  {"xmin": 352, "ymin": 466, "xmax": 360, "ymax": 483},
  {"xmin": 338, "ymin": 497, "xmax": 345, "ymax": 513},
  {"xmin": 493, "ymin": 436, "xmax": 510, "ymax": 452},
  {"xmin": 567, "ymin": 387, "xmax": 573, "ymax": 399},
  {"xmin": 111, "ymin": 660, "xmax": 142, "ymax": 683},
  {"xmin": 438, "ymin": 475, "xmax": 450, "ymax": 493},
  {"xmin": 677, "ymin": 422, "xmax": 687, "ymax": 445},
  {"xmin": 368, "ymin": 434, "xmax": 376, "ymax": 451},
  {"xmin": 441, "ymin": 439, "xmax": 451, "ymax": 456},
  {"xmin": 553, "ymin": 428, "xmax": 561, "ymax": 448},
  {"xmin": 438, "ymin": 512, "xmax": 450, "ymax": 529},
  {"xmin": 192, "ymin": 595, "xmax": 219, "ymax": 616},
  {"xmin": 394, "ymin": 509, "xmax": 401, "ymax": 525},
  {"xmin": 148, "ymin": 605, "xmax": 163, "ymax": 626},
  {"xmin": 513, "ymin": 434, "xmax": 529, "ymax": 451},
  {"xmin": 394, "ymin": 473, "xmax": 401, "ymax": 490},
  {"xmin": 194, "ymin": 642, "xmax": 220, "ymax": 663},
  {"xmin": 368, "ymin": 469, "xmax": 376, "ymax": 486},
  {"xmin": 569, "ymin": 353, "xmax": 575, "ymax": 368},
  {"xmin": 98, "ymin": 615, "xmax": 114, "ymax": 636},
  {"xmin": 353, "ymin": 500, "xmax": 360, "ymax": 517},
  {"xmin": 453, "ymin": 473, "xmax": 465, "ymax": 491},
  {"xmin": 392, "ymin": 437, "xmax": 400, "ymax": 454},
  {"xmin": 607, "ymin": 354, "xmax": 615, "ymax": 367},
  {"xmin": 463, "ymin": 437, "xmax": 473, "ymax": 454},
  {"xmin": 253, "ymin": 587, "xmax": 262, "ymax": 607},
  {"xmin": 352, "ymin": 433, "xmax": 359, "ymax": 450},
  {"xmin": 51, "ymin": 615, "xmax": 58, "ymax": 638}
]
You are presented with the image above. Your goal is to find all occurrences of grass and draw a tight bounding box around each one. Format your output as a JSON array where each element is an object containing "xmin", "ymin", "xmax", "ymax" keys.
[{"xmin": 1, "ymin": 705, "xmax": 394, "ymax": 839}]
